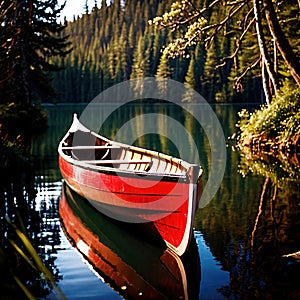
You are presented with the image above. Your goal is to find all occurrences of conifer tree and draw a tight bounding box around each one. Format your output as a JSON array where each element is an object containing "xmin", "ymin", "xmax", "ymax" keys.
[
  {"xmin": 185, "ymin": 56, "xmax": 196, "ymax": 90},
  {"xmin": 193, "ymin": 43, "xmax": 205, "ymax": 93},
  {"xmin": 84, "ymin": 0, "xmax": 89, "ymax": 14},
  {"xmin": 131, "ymin": 34, "xmax": 150, "ymax": 79},
  {"xmin": 0, "ymin": 0, "xmax": 71, "ymax": 104},
  {"xmin": 150, "ymin": 28, "xmax": 166, "ymax": 75},
  {"xmin": 182, "ymin": 56, "xmax": 197, "ymax": 102},
  {"xmin": 50, "ymin": 0, "xmax": 175, "ymax": 102},
  {"xmin": 202, "ymin": 38, "xmax": 220, "ymax": 101},
  {"xmin": 155, "ymin": 51, "xmax": 173, "ymax": 96},
  {"xmin": 156, "ymin": 51, "xmax": 172, "ymax": 79}
]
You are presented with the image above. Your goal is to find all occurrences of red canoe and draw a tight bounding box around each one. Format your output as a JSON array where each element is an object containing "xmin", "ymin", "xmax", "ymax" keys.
[{"xmin": 58, "ymin": 114, "xmax": 202, "ymax": 256}]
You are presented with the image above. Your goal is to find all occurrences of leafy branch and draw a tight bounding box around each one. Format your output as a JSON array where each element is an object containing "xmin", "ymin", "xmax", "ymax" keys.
[{"xmin": 150, "ymin": 0, "xmax": 300, "ymax": 103}]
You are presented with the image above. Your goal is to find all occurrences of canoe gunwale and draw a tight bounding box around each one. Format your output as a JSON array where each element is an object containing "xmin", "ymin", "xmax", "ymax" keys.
[
  {"xmin": 58, "ymin": 114, "xmax": 202, "ymax": 183},
  {"xmin": 60, "ymin": 156, "xmax": 191, "ymax": 183}
]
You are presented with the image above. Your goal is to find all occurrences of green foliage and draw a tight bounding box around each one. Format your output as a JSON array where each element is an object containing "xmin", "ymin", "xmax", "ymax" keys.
[
  {"xmin": 0, "ymin": 132, "xmax": 28, "ymax": 173},
  {"xmin": 0, "ymin": 102, "xmax": 47, "ymax": 173},
  {"xmin": 237, "ymin": 83, "xmax": 300, "ymax": 143},
  {"xmin": 51, "ymin": 0, "xmax": 179, "ymax": 102},
  {"xmin": 48, "ymin": 0, "xmax": 300, "ymax": 103},
  {"xmin": 153, "ymin": 19, "xmax": 207, "ymax": 58},
  {"xmin": 150, "ymin": 0, "xmax": 204, "ymax": 37},
  {"xmin": 0, "ymin": 0, "xmax": 71, "ymax": 105},
  {"xmin": 150, "ymin": 1, "xmax": 191, "ymax": 27},
  {"xmin": 156, "ymin": 51, "xmax": 173, "ymax": 79}
]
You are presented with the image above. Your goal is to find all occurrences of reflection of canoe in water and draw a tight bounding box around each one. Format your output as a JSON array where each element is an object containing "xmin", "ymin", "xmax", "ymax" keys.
[
  {"xmin": 59, "ymin": 183, "xmax": 201, "ymax": 300},
  {"xmin": 58, "ymin": 114, "xmax": 203, "ymax": 256}
]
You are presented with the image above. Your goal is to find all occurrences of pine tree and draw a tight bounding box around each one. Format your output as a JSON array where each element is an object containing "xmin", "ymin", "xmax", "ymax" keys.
[
  {"xmin": 155, "ymin": 51, "xmax": 173, "ymax": 96},
  {"xmin": 193, "ymin": 43, "xmax": 205, "ymax": 93},
  {"xmin": 84, "ymin": 0, "xmax": 89, "ymax": 14},
  {"xmin": 0, "ymin": 0, "xmax": 71, "ymax": 104},
  {"xmin": 150, "ymin": 28, "xmax": 166, "ymax": 76},
  {"xmin": 185, "ymin": 56, "xmax": 196, "ymax": 90},
  {"xmin": 156, "ymin": 51, "xmax": 172, "ymax": 79},
  {"xmin": 131, "ymin": 34, "xmax": 150, "ymax": 79}
]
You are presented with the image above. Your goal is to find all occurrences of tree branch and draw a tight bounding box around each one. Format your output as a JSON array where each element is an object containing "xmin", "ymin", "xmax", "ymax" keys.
[
  {"xmin": 216, "ymin": 14, "xmax": 255, "ymax": 68},
  {"xmin": 203, "ymin": 1, "xmax": 250, "ymax": 49},
  {"xmin": 235, "ymin": 56, "xmax": 261, "ymax": 91}
]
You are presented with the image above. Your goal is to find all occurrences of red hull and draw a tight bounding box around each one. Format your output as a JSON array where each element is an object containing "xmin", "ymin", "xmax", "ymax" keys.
[
  {"xmin": 59, "ymin": 156, "xmax": 197, "ymax": 254},
  {"xmin": 58, "ymin": 114, "xmax": 202, "ymax": 255}
]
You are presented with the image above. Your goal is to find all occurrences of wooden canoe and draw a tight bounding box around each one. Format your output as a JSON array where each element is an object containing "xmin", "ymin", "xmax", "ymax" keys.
[
  {"xmin": 59, "ymin": 183, "xmax": 201, "ymax": 299},
  {"xmin": 58, "ymin": 113, "xmax": 202, "ymax": 256}
]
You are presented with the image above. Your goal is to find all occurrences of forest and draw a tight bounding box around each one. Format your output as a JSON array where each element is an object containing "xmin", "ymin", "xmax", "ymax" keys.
[
  {"xmin": 50, "ymin": 0, "xmax": 299, "ymax": 104},
  {"xmin": 0, "ymin": 1, "xmax": 299, "ymax": 298},
  {"xmin": 1, "ymin": 0, "xmax": 299, "ymax": 161},
  {"xmin": 1, "ymin": 0, "xmax": 298, "ymax": 105}
]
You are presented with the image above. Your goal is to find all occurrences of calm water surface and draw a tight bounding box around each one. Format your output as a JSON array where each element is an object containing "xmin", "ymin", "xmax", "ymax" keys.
[{"xmin": 7, "ymin": 103, "xmax": 300, "ymax": 299}]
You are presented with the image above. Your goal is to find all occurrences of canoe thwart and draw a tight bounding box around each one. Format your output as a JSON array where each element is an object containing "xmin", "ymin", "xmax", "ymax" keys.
[
  {"xmin": 62, "ymin": 145, "xmax": 121, "ymax": 150},
  {"xmin": 79, "ymin": 159, "xmax": 152, "ymax": 165}
]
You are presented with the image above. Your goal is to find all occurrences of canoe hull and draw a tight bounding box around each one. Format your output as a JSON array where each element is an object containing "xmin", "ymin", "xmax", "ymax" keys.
[{"xmin": 59, "ymin": 155, "xmax": 200, "ymax": 255}]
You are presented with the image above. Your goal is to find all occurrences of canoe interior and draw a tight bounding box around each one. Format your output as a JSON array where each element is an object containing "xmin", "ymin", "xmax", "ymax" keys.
[{"xmin": 61, "ymin": 129, "xmax": 188, "ymax": 176}]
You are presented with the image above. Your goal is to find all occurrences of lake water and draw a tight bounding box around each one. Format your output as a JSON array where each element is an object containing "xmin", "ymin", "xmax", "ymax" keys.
[{"xmin": 2, "ymin": 103, "xmax": 300, "ymax": 299}]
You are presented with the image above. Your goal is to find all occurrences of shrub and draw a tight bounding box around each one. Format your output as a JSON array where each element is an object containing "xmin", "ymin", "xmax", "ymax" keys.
[
  {"xmin": 0, "ymin": 103, "xmax": 47, "ymax": 172},
  {"xmin": 237, "ymin": 84, "xmax": 300, "ymax": 144}
]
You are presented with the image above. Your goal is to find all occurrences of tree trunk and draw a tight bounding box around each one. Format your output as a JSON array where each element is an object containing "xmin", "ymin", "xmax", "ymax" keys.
[
  {"xmin": 262, "ymin": 61, "xmax": 271, "ymax": 106},
  {"xmin": 263, "ymin": 0, "xmax": 300, "ymax": 88},
  {"xmin": 253, "ymin": 0, "xmax": 278, "ymax": 104}
]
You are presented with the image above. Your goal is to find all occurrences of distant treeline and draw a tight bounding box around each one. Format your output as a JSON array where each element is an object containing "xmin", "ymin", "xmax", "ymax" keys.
[{"xmin": 50, "ymin": 0, "xmax": 297, "ymax": 103}]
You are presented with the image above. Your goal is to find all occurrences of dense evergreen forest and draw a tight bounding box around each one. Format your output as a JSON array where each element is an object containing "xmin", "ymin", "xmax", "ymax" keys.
[{"xmin": 52, "ymin": 0, "xmax": 291, "ymax": 103}]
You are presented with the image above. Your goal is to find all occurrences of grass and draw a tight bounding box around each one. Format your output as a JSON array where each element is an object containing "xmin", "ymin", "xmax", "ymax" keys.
[{"xmin": 1, "ymin": 215, "xmax": 66, "ymax": 299}]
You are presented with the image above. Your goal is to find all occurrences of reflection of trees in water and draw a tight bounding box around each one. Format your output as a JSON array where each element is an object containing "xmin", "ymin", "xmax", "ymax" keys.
[
  {"xmin": 239, "ymin": 149, "xmax": 300, "ymax": 183},
  {"xmin": 0, "ymin": 167, "xmax": 63, "ymax": 299},
  {"xmin": 195, "ymin": 147, "xmax": 300, "ymax": 299},
  {"xmin": 222, "ymin": 178, "xmax": 300, "ymax": 299}
]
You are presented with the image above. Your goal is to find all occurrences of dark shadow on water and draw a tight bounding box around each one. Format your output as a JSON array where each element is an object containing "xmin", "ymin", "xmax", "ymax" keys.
[
  {"xmin": 196, "ymin": 142, "xmax": 300, "ymax": 299},
  {"xmin": 0, "ymin": 165, "xmax": 63, "ymax": 299}
]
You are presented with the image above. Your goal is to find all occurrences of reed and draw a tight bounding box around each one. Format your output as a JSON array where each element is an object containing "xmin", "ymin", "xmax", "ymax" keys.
[{"xmin": 5, "ymin": 216, "xmax": 66, "ymax": 300}]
